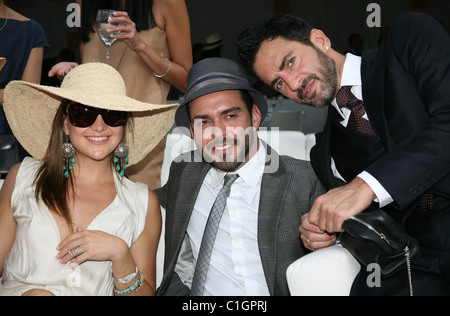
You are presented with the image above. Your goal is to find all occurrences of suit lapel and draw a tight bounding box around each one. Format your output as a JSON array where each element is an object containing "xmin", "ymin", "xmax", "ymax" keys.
[
  {"xmin": 167, "ymin": 161, "xmax": 211, "ymax": 269},
  {"xmin": 258, "ymin": 144, "xmax": 292, "ymax": 295},
  {"xmin": 311, "ymin": 106, "xmax": 343, "ymax": 190},
  {"xmin": 361, "ymin": 47, "xmax": 390, "ymax": 150}
]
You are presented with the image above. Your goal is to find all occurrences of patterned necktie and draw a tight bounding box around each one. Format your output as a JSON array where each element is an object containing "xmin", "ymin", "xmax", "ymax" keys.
[
  {"xmin": 190, "ymin": 173, "xmax": 239, "ymax": 296},
  {"xmin": 335, "ymin": 86, "xmax": 376, "ymax": 135}
]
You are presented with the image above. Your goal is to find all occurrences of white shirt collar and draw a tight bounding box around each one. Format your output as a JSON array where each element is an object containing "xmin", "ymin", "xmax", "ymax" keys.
[
  {"xmin": 331, "ymin": 53, "xmax": 363, "ymax": 117},
  {"xmin": 340, "ymin": 53, "xmax": 362, "ymax": 88}
]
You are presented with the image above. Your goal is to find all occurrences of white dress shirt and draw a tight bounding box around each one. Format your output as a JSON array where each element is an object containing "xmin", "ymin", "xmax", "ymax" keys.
[
  {"xmin": 186, "ymin": 140, "xmax": 270, "ymax": 296},
  {"xmin": 331, "ymin": 53, "xmax": 394, "ymax": 207}
]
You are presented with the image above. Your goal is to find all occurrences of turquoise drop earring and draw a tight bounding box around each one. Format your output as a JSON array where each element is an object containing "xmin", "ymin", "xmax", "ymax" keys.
[
  {"xmin": 114, "ymin": 142, "xmax": 129, "ymax": 176},
  {"xmin": 63, "ymin": 136, "xmax": 76, "ymax": 178}
]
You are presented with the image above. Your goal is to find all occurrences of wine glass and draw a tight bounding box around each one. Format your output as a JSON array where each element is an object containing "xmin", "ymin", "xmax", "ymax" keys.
[{"xmin": 96, "ymin": 9, "xmax": 120, "ymax": 65}]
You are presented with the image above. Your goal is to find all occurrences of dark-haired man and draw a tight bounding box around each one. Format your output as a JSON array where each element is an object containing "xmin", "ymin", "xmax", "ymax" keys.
[
  {"xmin": 236, "ymin": 13, "xmax": 450, "ymax": 295},
  {"xmin": 156, "ymin": 57, "xmax": 325, "ymax": 296}
]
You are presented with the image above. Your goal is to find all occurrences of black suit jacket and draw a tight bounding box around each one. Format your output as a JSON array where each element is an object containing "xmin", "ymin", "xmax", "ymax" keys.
[
  {"xmin": 156, "ymin": 143, "xmax": 325, "ymax": 296},
  {"xmin": 311, "ymin": 13, "xmax": 450, "ymax": 212}
]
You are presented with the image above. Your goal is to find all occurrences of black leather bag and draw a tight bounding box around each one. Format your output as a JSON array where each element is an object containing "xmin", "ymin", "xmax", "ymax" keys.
[
  {"xmin": 0, "ymin": 134, "xmax": 21, "ymax": 174},
  {"xmin": 340, "ymin": 206, "xmax": 421, "ymax": 295}
]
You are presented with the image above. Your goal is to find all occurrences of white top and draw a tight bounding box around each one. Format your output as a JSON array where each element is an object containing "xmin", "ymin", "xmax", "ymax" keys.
[
  {"xmin": 330, "ymin": 53, "xmax": 393, "ymax": 207},
  {"xmin": 0, "ymin": 157, "xmax": 149, "ymax": 296},
  {"xmin": 187, "ymin": 141, "xmax": 270, "ymax": 296}
]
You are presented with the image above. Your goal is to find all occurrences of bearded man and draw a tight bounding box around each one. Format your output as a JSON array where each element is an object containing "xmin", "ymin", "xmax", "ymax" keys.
[
  {"xmin": 235, "ymin": 13, "xmax": 450, "ymax": 295},
  {"xmin": 155, "ymin": 58, "xmax": 325, "ymax": 296}
]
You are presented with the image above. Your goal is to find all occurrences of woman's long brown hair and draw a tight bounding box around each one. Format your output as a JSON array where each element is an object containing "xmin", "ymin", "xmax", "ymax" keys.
[{"xmin": 35, "ymin": 101, "xmax": 74, "ymax": 230}]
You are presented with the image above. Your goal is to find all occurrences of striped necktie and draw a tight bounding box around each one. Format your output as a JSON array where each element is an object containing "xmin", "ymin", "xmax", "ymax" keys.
[{"xmin": 190, "ymin": 173, "xmax": 239, "ymax": 296}]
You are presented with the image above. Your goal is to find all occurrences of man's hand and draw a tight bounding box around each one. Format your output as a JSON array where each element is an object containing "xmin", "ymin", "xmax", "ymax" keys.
[
  {"xmin": 300, "ymin": 213, "xmax": 337, "ymax": 251},
  {"xmin": 308, "ymin": 177, "xmax": 376, "ymax": 233}
]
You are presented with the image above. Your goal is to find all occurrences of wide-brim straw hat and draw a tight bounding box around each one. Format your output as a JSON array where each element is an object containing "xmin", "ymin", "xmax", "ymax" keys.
[
  {"xmin": 0, "ymin": 57, "xmax": 6, "ymax": 72},
  {"xmin": 3, "ymin": 62, "xmax": 178, "ymax": 166}
]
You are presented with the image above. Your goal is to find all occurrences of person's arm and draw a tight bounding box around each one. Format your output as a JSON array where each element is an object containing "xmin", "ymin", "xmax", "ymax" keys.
[
  {"xmin": 308, "ymin": 13, "xmax": 450, "ymax": 233},
  {"xmin": 1, "ymin": 46, "xmax": 44, "ymax": 107},
  {"xmin": 21, "ymin": 47, "xmax": 44, "ymax": 84},
  {"xmin": 111, "ymin": 0, "xmax": 192, "ymax": 92},
  {"xmin": 126, "ymin": 190, "xmax": 162, "ymax": 295},
  {"xmin": 0, "ymin": 164, "xmax": 20, "ymax": 278},
  {"xmin": 56, "ymin": 189, "xmax": 162, "ymax": 296},
  {"xmin": 364, "ymin": 13, "xmax": 450, "ymax": 210}
]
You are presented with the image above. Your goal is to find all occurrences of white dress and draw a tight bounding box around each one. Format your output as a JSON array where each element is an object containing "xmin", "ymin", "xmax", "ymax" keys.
[{"xmin": 0, "ymin": 157, "xmax": 149, "ymax": 296}]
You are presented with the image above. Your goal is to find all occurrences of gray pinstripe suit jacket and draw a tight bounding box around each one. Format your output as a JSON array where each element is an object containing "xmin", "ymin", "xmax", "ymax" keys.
[{"xmin": 155, "ymin": 143, "xmax": 325, "ymax": 296}]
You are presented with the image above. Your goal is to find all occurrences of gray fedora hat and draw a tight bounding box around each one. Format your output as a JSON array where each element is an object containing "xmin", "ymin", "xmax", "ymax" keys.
[{"xmin": 176, "ymin": 57, "xmax": 268, "ymax": 129}]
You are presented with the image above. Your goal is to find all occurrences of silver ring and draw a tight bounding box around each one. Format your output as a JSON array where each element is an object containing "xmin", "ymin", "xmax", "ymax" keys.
[{"xmin": 70, "ymin": 246, "xmax": 82, "ymax": 258}]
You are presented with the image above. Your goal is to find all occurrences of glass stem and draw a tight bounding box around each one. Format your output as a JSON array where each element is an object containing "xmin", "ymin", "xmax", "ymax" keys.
[{"xmin": 106, "ymin": 44, "xmax": 112, "ymax": 65}]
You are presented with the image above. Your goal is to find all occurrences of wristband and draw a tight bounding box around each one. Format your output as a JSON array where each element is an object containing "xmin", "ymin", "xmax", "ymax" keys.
[{"xmin": 113, "ymin": 266, "xmax": 138, "ymax": 284}]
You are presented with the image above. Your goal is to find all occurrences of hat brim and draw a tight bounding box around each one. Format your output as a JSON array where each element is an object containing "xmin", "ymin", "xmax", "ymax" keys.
[
  {"xmin": 4, "ymin": 80, "xmax": 178, "ymax": 166},
  {"xmin": 175, "ymin": 83, "xmax": 268, "ymax": 131}
]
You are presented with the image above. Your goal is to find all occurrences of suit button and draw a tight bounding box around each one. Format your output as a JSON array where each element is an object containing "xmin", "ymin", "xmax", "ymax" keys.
[{"xmin": 409, "ymin": 187, "xmax": 417, "ymax": 195}]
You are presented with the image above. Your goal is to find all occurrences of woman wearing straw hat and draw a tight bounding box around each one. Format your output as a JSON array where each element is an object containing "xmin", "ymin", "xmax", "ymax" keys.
[
  {"xmin": 0, "ymin": 63, "xmax": 177, "ymax": 296},
  {"xmin": 49, "ymin": 0, "xmax": 192, "ymax": 191}
]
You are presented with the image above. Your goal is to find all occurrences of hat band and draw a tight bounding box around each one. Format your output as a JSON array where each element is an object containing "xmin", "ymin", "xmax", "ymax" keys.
[{"xmin": 185, "ymin": 72, "xmax": 249, "ymax": 101}]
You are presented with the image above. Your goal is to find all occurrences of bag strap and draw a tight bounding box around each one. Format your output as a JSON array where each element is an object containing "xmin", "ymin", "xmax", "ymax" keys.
[{"xmin": 404, "ymin": 247, "xmax": 413, "ymax": 296}]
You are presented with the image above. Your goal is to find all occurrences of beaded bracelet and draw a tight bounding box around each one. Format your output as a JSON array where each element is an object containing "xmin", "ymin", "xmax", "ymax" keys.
[{"xmin": 113, "ymin": 270, "xmax": 144, "ymax": 296}]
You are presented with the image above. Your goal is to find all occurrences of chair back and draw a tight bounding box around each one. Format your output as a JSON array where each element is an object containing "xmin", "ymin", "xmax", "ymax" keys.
[{"xmin": 0, "ymin": 134, "xmax": 21, "ymax": 175}]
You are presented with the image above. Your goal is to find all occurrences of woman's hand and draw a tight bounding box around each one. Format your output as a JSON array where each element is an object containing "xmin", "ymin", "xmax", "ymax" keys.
[
  {"xmin": 48, "ymin": 62, "xmax": 79, "ymax": 80},
  {"xmin": 56, "ymin": 227, "xmax": 129, "ymax": 268},
  {"xmin": 109, "ymin": 11, "xmax": 144, "ymax": 51}
]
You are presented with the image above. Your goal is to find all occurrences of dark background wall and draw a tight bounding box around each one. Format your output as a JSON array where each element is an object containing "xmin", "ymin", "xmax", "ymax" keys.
[{"xmin": 6, "ymin": 0, "xmax": 450, "ymax": 64}]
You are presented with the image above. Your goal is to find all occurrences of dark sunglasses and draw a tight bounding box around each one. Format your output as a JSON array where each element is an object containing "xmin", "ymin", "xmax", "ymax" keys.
[{"xmin": 67, "ymin": 103, "xmax": 128, "ymax": 128}]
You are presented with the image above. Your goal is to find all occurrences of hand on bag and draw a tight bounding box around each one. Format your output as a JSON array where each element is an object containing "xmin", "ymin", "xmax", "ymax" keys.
[
  {"xmin": 300, "ymin": 213, "xmax": 337, "ymax": 251},
  {"xmin": 308, "ymin": 177, "xmax": 376, "ymax": 233}
]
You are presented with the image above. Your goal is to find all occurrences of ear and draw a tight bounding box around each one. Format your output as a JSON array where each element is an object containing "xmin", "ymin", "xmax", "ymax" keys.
[
  {"xmin": 251, "ymin": 104, "xmax": 262, "ymax": 129},
  {"xmin": 63, "ymin": 115, "xmax": 70, "ymax": 136},
  {"xmin": 310, "ymin": 29, "xmax": 331, "ymax": 53}
]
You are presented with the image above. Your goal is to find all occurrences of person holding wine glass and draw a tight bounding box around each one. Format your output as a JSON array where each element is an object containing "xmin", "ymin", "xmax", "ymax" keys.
[
  {"xmin": 49, "ymin": 0, "xmax": 192, "ymax": 190},
  {"xmin": 96, "ymin": 9, "xmax": 120, "ymax": 65}
]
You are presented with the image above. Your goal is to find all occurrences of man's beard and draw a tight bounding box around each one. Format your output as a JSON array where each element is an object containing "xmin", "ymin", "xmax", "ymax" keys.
[
  {"xmin": 296, "ymin": 47, "xmax": 338, "ymax": 108},
  {"xmin": 201, "ymin": 127, "xmax": 256, "ymax": 172}
]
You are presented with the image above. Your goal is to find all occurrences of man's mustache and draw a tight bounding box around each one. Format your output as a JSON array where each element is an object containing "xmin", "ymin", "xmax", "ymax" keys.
[{"xmin": 297, "ymin": 74, "xmax": 320, "ymax": 100}]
